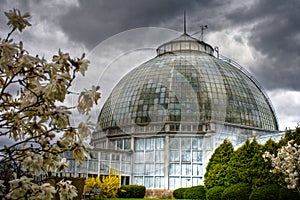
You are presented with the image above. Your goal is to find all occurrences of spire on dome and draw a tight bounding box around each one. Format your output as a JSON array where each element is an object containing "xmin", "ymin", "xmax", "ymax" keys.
[{"xmin": 183, "ymin": 11, "xmax": 186, "ymax": 34}]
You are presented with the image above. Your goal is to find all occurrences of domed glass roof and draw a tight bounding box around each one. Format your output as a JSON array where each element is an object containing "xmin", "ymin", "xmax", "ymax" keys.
[{"xmin": 98, "ymin": 33, "xmax": 278, "ymax": 135}]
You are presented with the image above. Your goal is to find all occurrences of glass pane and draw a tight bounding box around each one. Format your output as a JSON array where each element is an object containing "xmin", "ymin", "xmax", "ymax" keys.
[
  {"xmin": 170, "ymin": 137, "xmax": 180, "ymax": 149},
  {"xmin": 181, "ymin": 150, "xmax": 191, "ymax": 162},
  {"xmin": 192, "ymin": 151, "xmax": 202, "ymax": 162},
  {"xmin": 133, "ymin": 164, "xmax": 144, "ymax": 175},
  {"xmin": 145, "ymin": 138, "xmax": 155, "ymax": 150},
  {"xmin": 155, "ymin": 151, "xmax": 164, "ymax": 162},
  {"xmin": 145, "ymin": 164, "xmax": 155, "ymax": 175},
  {"xmin": 181, "ymin": 138, "xmax": 191, "ymax": 149},
  {"xmin": 145, "ymin": 151, "xmax": 154, "ymax": 162},
  {"xmin": 155, "ymin": 137, "xmax": 164, "ymax": 149},
  {"xmin": 134, "ymin": 176, "xmax": 143, "ymax": 185},
  {"xmin": 155, "ymin": 164, "xmax": 164, "ymax": 175},
  {"xmin": 124, "ymin": 138, "xmax": 131, "ymax": 149},
  {"xmin": 155, "ymin": 177, "xmax": 164, "ymax": 188},
  {"xmin": 145, "ymin": 177, "xmax": 154, "ymax": 188},
  {"xmin": 170, "ymin": 164, "xmax": 181, "ymax": 175},
  {"xmin": 170, "ymin": 150, "xmax": 180, "ymax": 162},
  {"xmin": 135, "ymin": 138, "xmax": 144, "ymax": 150},
  {"xmin": 134, "ymin": 152, "xmax": 144, "ymax": 163}
]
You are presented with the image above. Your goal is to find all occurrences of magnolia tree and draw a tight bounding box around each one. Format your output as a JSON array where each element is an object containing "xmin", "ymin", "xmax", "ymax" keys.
[
  {"xmin": 263, "ymin": 139, "xmax": 300, "ymax": 193},
  {"xmin": 0, "ymin": 9, "xmax": 100, "ymax": 199}
]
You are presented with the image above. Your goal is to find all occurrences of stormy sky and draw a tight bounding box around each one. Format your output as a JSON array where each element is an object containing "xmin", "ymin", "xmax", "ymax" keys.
[{"xmin": 0, "ymin": 0, "xmax": 299, "ymax": 135}]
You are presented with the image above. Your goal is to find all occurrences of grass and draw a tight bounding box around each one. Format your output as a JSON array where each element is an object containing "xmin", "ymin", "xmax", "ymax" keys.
[{"xmin": 101, "ymin": 199, "xmax": 172, "ymax": 200}]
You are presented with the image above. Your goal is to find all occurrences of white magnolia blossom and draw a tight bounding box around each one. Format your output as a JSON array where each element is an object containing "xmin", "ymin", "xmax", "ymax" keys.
[
  {"xmin": 0, "ymin": 9, "xmax": 100, "ymax": 199},
  {"xmin": 263, "ymin": 140, "xmax": 300, "ymax": 192},
  {"xmin": 6, "ymin": 176, "xmax": 56, "ymax": 199},
  {"xmin": 57, "ymin": 179, "xmax": 78, "ymax": 200}
]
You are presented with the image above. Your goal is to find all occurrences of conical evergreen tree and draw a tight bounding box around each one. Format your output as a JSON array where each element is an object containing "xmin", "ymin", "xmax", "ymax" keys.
[
  {"xmin": 224, "ymin": 138, "xmax": 261, "ymax": 186},
  {"xmin": 204, "ymin": 139, "xmax": 234, "ymax": 189},
  {"xmin": 251, "ymin": 138, "xmax": 281, "ymax": 188},
  {"xmin": 278, "ymin": 127, "xmax": 300, "ymax": 147}
]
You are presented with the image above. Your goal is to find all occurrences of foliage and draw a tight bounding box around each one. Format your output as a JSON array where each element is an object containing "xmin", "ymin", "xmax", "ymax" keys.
[
  {"xmin": 84, "ymin": 170, "xmax": 120, "ymax": 198},
  {"xmin": 278, "ymin": 187, "xmax": 300, "ymax": 200},
  {"xmin": 264, "ymin": 139, "xmax": 300, "ymax": 194},
  {"xmin": 250, "ymin": 138, "xmax": 282, "ymax": 188},
  {"xmin": 221, "ymin": 183, "xmax": 252, "ymax": 200},
  {"xmin": 206, "ymin": 186, "xmax": 226, "ymax": 200},
  {"xmin": 204, "ymin": 139, "xmax": 234, "ymax": 189},
  {"xmin": 85, "ymin": 177, "xmax": 101, "ymax": 189},
  {"xmin": 172, "ymin": 187, "xmax": 188, "ymax": 199},
  {"xmin": 183, "ymin": 185, "xmax": 206, "ymax": 200},
  {"xmin": 225, "ymin": 138, "xmax": 262, "ymax": 186},
  {"xmin": 0, "ymin": 8, "xmax": 100, "ymax": 199},
  {"xmin": 278, "ymin": 127, "xmax": 300, "ymax": 146},
  {"xmin": 117, "ymin": 185, "xmax": 146, "ymax": 198},
  {"xmin": 249, "ymin": 184, "xmax": 279, "ymax": 200}
]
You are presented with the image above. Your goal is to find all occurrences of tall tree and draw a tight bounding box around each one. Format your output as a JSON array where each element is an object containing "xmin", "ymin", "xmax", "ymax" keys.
[
  {"xmin": 204, "ymin": 139, "xmax": 234, "ymax": 189},
  {"xmin": 251, "ymin": 138, "xmax": 281, "ymax": 188},
  {"xmin": 0, "ymin": 9, "xmax": 100, "ymax": 199},
  {"xmin": 225, "ymin": 138, "xmax": 261, "ymax": 186}
]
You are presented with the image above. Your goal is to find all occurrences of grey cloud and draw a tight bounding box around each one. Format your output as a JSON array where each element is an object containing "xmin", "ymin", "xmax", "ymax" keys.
[
  {"xmin": 58, "ymin": 0, "xmax": 228, "ymax": 49},
  {"xmin": 225, "ymin": 0, "xmax": 300, "ymax": 90}
]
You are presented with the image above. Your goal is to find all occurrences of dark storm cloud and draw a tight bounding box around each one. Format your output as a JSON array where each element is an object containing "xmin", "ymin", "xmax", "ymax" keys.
[
  {"xmin": 58, "ymin": 0, "xmax": 227, "ymax": 49},
  {"xmin": 225, "ymin": 0, "xmax": 300, "ymax": 90}
]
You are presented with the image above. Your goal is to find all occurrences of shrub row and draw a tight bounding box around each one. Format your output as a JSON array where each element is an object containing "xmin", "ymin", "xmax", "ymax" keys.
[
  {"xmin": 173, "ymin": 185, "xmax": 206, "ymax": 199},
  {"xmin": 117, "ymin": 184, "xmax": 146, "ymax": 198},
  {"xmin": 206, "ymin": 183, "xmax": 299, "ymax": 200}
]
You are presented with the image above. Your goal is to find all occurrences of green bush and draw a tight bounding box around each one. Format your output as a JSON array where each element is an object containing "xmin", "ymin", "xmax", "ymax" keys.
[
  {"xmin": 221, "ymin": 183, "xmax": 252, "ymax": 200},
  {"xmin": 279, "ymin": 187, "xmax": 300, "ymax": 200},
  {"xmin": 183, "ymin": 185, "xmax": 206, "ymax": 200},
  {"xmin": 117, "ymin": 185, "xmax": 146, "ymax": 198},
  {"xmin": 173, "ymin": 187, "xmax": 188, "ymax": 199},
  {"xmin": 206, "ymin": 186, "xmax": 226, "ymax": 200},
  {"xmin": 249, "ymin": 184, "xmax": 279, "ymax": 200}
]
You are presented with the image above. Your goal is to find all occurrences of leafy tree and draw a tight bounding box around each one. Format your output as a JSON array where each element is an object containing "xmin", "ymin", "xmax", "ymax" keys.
[
  {"xmin": 204, "ymin": 139, "xmax": 234, "ymax": 189},
  {"xmin": 0, "ymin": 9, "xmax": 100, "ymax": 199},
  {"xmin": 225, "ymin": 138, "xmax": 261, "ymax": 186}
]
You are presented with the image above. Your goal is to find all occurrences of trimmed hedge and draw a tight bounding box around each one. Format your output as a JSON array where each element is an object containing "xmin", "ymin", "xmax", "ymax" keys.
[
  {"xmin": 173, "ymin": 187, "xmax": 188, "ymax": 199},
  {"xmin": 279, "ymin": 187, "xmax": 300, "ymax": 200},
  {"xmin": 221, "ymin": 183, "xmax": 252, "ymax": 200},
  {"xmin": 206, "ymin": 186, "xmax": 226, "ymax": 200},
  {"xmin": 117, "ymin": 185, "xmax": 146, "ymax": 198},
  {"xmin": 249, "ymin": 184, "xmax": 279, "ymax": 200},
  {"xmin": 183, "ymin": 185, "xmax": 206, "ymax": 200}
]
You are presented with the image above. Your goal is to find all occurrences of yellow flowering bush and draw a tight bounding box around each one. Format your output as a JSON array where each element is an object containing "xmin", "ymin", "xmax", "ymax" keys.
[{"xmin": 84, "ymin": 168, "xmax": 120, "ymax": 198}]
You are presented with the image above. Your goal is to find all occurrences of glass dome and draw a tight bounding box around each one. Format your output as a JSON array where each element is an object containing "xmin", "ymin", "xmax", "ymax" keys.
[{"xmin": 98, "ymin": 33, "xmax": 278, "ymax": 136}]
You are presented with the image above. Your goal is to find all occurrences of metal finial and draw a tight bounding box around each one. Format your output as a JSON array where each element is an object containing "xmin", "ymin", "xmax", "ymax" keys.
[
  {"xmin": 184, "ymin": 11, "xmax": 186, "ymax": 34},
  {"xmin": 200, "ymin": 25, "xmax": 208, "ymax": 41}
]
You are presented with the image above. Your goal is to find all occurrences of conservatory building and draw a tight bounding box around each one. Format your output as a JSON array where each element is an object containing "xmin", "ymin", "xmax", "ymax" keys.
[{"xmin": 64, "ymin": 29, "xmax": 280, "ymax": 189}]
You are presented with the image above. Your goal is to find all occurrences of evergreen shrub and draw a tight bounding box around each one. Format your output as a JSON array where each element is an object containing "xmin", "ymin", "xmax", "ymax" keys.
[
  {"xmin": 173, "ymin": 187, "xmax": 188, "ymax": 199},
  {"xmin": 221, "ymin": 183, "xmax": 252, "ymax": 200},
  {"xmin": 183, "ymin": 185, "xmax": 206, "ymax": 200},
  {"xmin": 206, "ymin": 186, "xmax": 226, "ymax": 200},
  {"xmin": 249, "ymin": 184, "xmax": 279, "ymax": 200},
  {"xmin": 117, "ymin": 184, "xmax": 146, "ymax": 198}
]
